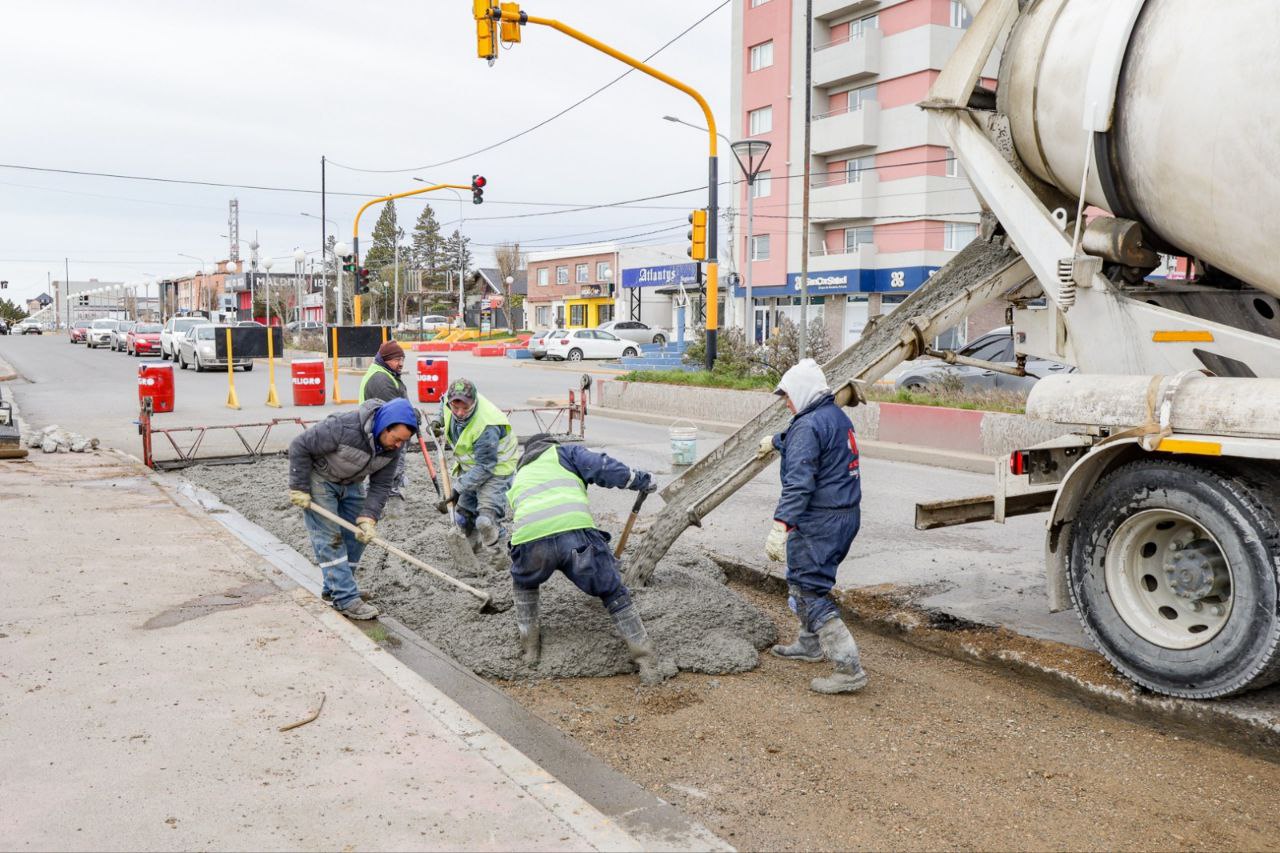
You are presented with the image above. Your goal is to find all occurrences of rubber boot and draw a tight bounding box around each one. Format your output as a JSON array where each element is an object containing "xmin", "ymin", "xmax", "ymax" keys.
[
  {"xmin": 475, "ymin": 514, "xmax": 500, "ymax": 547},
  {"xmin": 513, "ymin": 587, "xmax": 541, "ymax": 667},
  {"xmin": 771, "ymin": 628, "xmax": 824, "ymax": 662},
  {"xmin": 610, "ymin": 603, "xmax": 663, "ymax": 686},
  {"xmin": 809, "ymin": 618, "xmax": 868, "ymax": 694}
]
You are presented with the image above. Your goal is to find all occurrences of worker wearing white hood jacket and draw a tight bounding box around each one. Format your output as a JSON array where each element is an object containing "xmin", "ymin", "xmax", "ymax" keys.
[{"xmin": 758, "ymin": 358, "xmax": 868, "ymax": 693}]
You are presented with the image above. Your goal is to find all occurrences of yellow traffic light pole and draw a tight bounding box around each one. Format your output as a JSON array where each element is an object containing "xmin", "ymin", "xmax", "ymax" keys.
[
  {"xmin": 351, "ymin": 182, "xmax": 471, "ymax": 327},
  {"xmin": 478, "ymin": 3, "xmax": 721, "ymax": 368}
]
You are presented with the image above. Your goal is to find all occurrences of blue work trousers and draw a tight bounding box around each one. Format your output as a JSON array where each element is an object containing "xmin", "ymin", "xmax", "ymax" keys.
[
  {"xmin": 302, "ymin": 477, "xmax": 368, "ymax": 610},
  {"xmin": 786, "ymin": 506, "xmax": 861, "ymax": 631},
  {"xmin": 457, "ymin": 473, "xmax": 512, "ymax": 525},
  {"xmin": 509, "ymin": 528, "xmax": 631, "ymax": 614}
]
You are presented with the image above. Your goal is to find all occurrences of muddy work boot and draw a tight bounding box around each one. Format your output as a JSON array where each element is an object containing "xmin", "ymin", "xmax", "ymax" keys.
[
  {"xmin": 771, "ymin": 629, "xmax": 824, "ymax": 663},
  {"xmin": 338, "ymin": 598, "xmax": 380, "ymax": 621},
  {"xmin": 610, "ymin": 603, "xmax": 664, "ymax": 686},
  {"xmin": 475, "ymin": 514, "xmax": 501, "ymax": 547},
  {"xmin": 810, "ymin": 618, "xmax": 868, "ymax": 694},
  {"xmin": 513, "ymin": 586, "xmax": 542, "ymax": 666}
]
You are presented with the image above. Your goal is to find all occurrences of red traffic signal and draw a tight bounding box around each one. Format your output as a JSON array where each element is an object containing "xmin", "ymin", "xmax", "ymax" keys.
[
  {"xmin": 357, "ymin": 267, "xmax": 373, "ymax": 294},
  {"xmin": 472, "ymin": 175, "xmax": 486, "ymax": 205}
]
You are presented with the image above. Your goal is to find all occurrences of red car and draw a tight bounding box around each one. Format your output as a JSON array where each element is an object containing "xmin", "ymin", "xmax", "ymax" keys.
[
  {"xmin": 127, "ymin": 322, "xmax": 163, "ymax": 356},
  {"xmin": 69, "ymin": 321, "xmax": 89, "ymax": 343}
]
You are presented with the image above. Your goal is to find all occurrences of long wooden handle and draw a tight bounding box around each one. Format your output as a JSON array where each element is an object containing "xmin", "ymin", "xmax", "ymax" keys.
[
  {"xmin": 613, "ymin": 489, "xmax": 650, "ymax": 558},
  {"xmin": 306, "ymin": 502, "xmax": 489, "ymax": 603}
]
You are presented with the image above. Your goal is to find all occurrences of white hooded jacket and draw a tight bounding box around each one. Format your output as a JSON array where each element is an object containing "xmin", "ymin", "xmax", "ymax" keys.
[{"xmin": 775, "ymin": 358, "xmax": 831, "ymax": 414}]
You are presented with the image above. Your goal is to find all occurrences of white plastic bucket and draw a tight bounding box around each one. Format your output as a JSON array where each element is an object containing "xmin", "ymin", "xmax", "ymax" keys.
[{"xmin": 669, "ymin": 421, "xmax": 698, "ymax": 466}]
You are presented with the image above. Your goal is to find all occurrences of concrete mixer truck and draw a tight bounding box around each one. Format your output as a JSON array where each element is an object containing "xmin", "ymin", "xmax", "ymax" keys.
[{"xmin": 627, "ymin": 0, "xmax": 1280, "ymax": 700}]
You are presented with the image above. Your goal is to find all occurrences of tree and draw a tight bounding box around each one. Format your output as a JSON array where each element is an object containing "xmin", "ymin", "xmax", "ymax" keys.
[
  {"xmin": 365, "ymin": 201, "xmax": 404, "ymax": 272},
  {"xmin": 410, "ymin": 204, "xmax": 447, "ymax": 289},
  {"xmin": 493, "ymin": 241, "xmax": 525, "ymax": 332},
  {"xmin": 442, "ymin": 229, "xmax": 474, "ymax": 294},
  {"xmin": 0, "ymin": 297, "xmax": 23, "ymax": 323}
]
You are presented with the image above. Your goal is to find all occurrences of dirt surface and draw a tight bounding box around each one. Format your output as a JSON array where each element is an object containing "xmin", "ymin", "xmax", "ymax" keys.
[
  {"xmin": 504, "ymin": 583, "xmax": 1280, "ymax": 852},
  {"xmin": 180, "ymin": 455, "xmax": 777, "ymax": 680}
]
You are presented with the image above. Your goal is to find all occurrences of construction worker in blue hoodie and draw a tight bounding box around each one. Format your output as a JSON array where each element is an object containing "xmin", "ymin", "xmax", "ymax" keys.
[
  {"xmin": 757, "ymin": 358, "xmax": 868, "ymax": 694},
  {"xmin": 506, "ymin": 432, "xmax": 662, "ymax": 684},
  {"xmin": 430, "ymin": 378, "xmax": 518, "ymax": 552}
]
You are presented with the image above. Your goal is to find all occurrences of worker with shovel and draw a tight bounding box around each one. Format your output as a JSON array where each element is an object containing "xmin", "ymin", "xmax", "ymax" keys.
[
  {"xmin": 506, "ymin": 433, "xmax": 662, "ymax": 684},
  {"xmin": 759, "ymin": 358, "xmax": 868, "ymax": 694},
  {"xmin": 358, "ymin": 340, "xmax": 410, "ymax": 500},
  {"xmin": 431, "ymin": 378, "xmax": 517, "ymax": 552},
  {"xmin": 287, "ymin": 397, "xmax": 419, "ymax": 620}
]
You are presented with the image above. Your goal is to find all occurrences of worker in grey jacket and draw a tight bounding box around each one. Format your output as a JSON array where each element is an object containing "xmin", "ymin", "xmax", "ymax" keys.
[{"xmin": 287, "ymin": 397, "xmax": 419, "ymax": 620}]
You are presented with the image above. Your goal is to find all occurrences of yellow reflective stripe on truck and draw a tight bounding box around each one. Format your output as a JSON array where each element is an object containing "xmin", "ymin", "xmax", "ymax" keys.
[
  {"xmin": 1152, "ymin": 331, "xmax": 1215, "ymax": 343},
  {"xmin": 1156, "ymin": 438, "xmax": 1223, "ymax": 456}
]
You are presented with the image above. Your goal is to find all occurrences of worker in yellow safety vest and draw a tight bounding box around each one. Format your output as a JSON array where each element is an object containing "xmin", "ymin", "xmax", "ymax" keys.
[
  {"xmin": 506, "ymin": 432, "xmax": 662, "ymax": 684},
  {"xmin": 358, "ymin": 340, "xmax": 409, "ymax": 498},
  {"xmin": 431, "ymin": 378, "xmax": 518, "ymax": 551}
]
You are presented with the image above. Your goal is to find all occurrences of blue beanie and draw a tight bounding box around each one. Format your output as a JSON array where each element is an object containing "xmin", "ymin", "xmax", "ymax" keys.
[{"xmin": 371, "ymin": 397, "xmax": 419, "ymax": 442}]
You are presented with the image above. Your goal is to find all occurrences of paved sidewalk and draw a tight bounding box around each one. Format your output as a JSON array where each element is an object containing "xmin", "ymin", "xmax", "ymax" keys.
[{"xmin": 0, "ymin": 451, "xmax": 648, "ymax": 851}]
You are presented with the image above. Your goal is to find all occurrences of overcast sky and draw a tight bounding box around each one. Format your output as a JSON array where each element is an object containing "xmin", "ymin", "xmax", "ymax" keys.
[{"xmin": 1, "ymin": 0, "xmax": 730, "ymax": 304}]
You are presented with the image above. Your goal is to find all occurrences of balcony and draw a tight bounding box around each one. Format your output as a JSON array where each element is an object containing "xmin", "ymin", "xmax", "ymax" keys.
[
  {"xmin": 813, "ymin": 0, "xmax": 876, "ymax": 21},
  {"xmin": 810, "ymin": 172, "xmax": 879, "ymax": 221},
  {"xmin": 807, "ymin": 243, "xmax": 877, "ymax": 274},
  {"xmin": 811, "ymin": 102, "xmax": 879, "ymax": 155},
  {"xmin": 813, "ymin": 29, "xmax": 880, "ymax": 89}
]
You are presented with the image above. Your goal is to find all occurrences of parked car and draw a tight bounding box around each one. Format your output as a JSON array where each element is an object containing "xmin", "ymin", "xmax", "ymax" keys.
[
  {"xmin": 237, "ymin": 320, "xmax": 265, "ymax": 327},
  {"xmin": 543, "ymin": 328, "xmax": 639, "ymax": 362},
  {"xmin": 284, "ymin": 320, "xmax": 324, "ymax": 334},
  {"xmin": 87, "ymin": 318, "xmax": 118, "ymax": 348},
  {"xmin": 596, "ymin": 319, "xmax": 668, "ymax": 346},
  {"xmin": 177, "ymin": 325, "xmax": 253, "ymax": 372},
  {"xmin": 69, "ymin": 321, "xmax": 90, "ymax": 343},
  {"xmin": 126, "ymin": 322, "xmax": 163, "ymax": 357},
  {"xmin": 16, "ymin": 320, "xmax": 43, "ymax": 335},
  {"xmin": 159, "ymin": 316, "xmax": 205, "ymax": 360},
  {"xmin": 110, "ymin": 320, "xmax": 136, "ymax": 351},
  {"xmin": 397, "ymin": 315, "xmax": 451, "ymax": 333},
  {"xmin": 0, "ymin": 319, "xmax": 8, "ymax": 335},
  {"xmin": 895, "ymin": 327, "xmax": 1076, "ymax": 394},
  {"xmin": 527, "ymin": 329, "xmax": 560, "ymax": 360}
]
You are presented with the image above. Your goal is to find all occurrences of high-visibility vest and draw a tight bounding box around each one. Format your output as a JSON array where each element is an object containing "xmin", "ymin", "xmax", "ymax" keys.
[
  {"xmin": 507, "ymin": 446, "xmax": 596, "ymax": 546},
  {"xmin": 443, "ymin": 393, "xmax": 518, "ymax": 476},
  {"xmin": 357, "ymin": 362, "xmax": 400, "ymax": 404}
]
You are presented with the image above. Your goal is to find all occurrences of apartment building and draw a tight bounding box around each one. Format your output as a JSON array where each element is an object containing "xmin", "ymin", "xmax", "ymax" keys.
[
  {"xmin": 525, "ymin": 245, "xmax": 619, "ymax": 330},
  {"xmin": 730, "ymin": 0, "xmax": 1005, "ymax": 349}
]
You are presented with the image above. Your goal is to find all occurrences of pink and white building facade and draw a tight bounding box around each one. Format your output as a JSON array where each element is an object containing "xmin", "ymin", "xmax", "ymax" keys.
[{"xmin": 730, "ymin": 0, "xmax": 1004, "ymax": 348}]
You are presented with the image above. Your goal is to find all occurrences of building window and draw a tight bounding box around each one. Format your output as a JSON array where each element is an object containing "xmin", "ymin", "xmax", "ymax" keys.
[
  {"xmin": 950, "ymin": 0, "xmax": 973, "ymax": 29},
  {"xmin": 598, "ymin": 303, "xmax": 615, "ymax": 323},
  {"xmin": 576, "ymin": 263, "xmax": 589, "ymax": 283},
  {"xmin": 846, "ymin": 155, "xmax": 874, "ymax": 183},
  {"xmin": 569, "ymin": 304, "xmax": 587, "ymax": 326},
  {"xmin": 945, "ymin": 148, "xmax": 962, "ymax": 178},
  {"xmin": 848, "ymin": 84, "xmax": 877, "ymax": 111},
  {"xmin": 851, "ymin": 14, "xmax": 878, "ymax": 38},
  {"xmin": 537, "ymin": 267, "xmax": 548, "ymax": 287},
  {"xmin": 750, "ymin": 0, "xmax": 770, "ymax": 7},
  {"xmin": 945, "ymin": 222, "xmax": 979, "ymax": 250},
  {"xmin": 536, "ymin": 305, "xmax": 550, "ymax": 326},
  {"xmin": 749, "ymin": 40, "xmax": 774, "ymax": 72},
  {"xmin": 596, "ymin": 260, "xmax": 611, "ymax": 282},
  {"xmin": 751, "ymin": 170, "xmax": 772, "ymax": 198},
  {"xmin": 750, "ymin": 234, "xmax": 771, "ymax": 261},
  {"xmin": 556, "ymin": 266, "xmax": 568, "ymax": 285},
  {"xmin": 748, "ymin": 105, "xmax": 773, "ymax": 136},
  {"xmin": 845, "ymin": 226, "xmax": 874, "ymax": 253}
]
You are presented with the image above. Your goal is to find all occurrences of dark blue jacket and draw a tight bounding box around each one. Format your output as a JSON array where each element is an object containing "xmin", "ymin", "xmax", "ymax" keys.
[
  {"xmin": 770, "ymin": 393, "xmax": 860, "ymax": 528},
  {"xmin": 515, "ymin": 436, "xmax": 652, "ymax": 493}
]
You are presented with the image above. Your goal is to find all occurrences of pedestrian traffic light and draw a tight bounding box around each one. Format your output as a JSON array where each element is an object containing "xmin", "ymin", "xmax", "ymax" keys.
[
  {"xmin": 341, "ymin": 254, "xmax": 356, "ymax": 274},
  {"xmin": 357, "ymin": 267, "xmax": 372, "ymax": 294},
  {"xmin": 687, "ymin": 209, "xmax": 708, "ymax": 261},
  {"xmin": 474, "ymin": 0, "xmax": 498, "ymax": 61},
  {"xmin": 472, "ymin": 174, "xmax": 487, "ymax": 205}
]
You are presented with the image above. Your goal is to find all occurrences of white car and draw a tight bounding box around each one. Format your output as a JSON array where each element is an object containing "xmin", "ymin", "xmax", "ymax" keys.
[
  {"xmin": 160, "ymin": 316, "xmax": 206, "ymax": 361},
  {"xmin": 87, "ymin": 318, "xmax": 118, "ymax": 349},
  {"xmin": 596, "ymin": 320, "xmax": 668, "ymax": 345},
  {"xmin": 110, "ymin": 320, "xmax": 136, "ymax": 351},
  {"xmin": 176, "ymin": 324, "xmax": 253, "ymax": 372},
  {"xmin": 398, "ymin": 314, "xmax": 451, "ymax": 333},
  {"xmin": 543, "ymin": 328, "xmax": 640, "ymax": 362}
]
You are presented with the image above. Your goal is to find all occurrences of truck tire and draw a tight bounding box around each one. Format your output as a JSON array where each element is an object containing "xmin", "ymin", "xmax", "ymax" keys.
[{"xmin": 1068, "ymin": 459, "xmax": 1280, "ymax": 698}]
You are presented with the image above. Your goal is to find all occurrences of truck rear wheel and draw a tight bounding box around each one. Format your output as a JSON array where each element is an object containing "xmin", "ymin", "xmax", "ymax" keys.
[{"xmin": 1069, "ymin": 459, "xmax": 1280, "ymax": 698}]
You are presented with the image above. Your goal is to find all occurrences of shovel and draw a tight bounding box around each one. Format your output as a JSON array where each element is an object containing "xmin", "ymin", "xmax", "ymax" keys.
[
  {"xmin": 417, "ymin": 433, "xmax": 442, "ymax": 498},
  {"xmin": 306, "ymin": 502, "xmax": 508, "ymax": 614},
  {"xmin": 614, "ymin": 489, "xmax": 650, "ymax": 558}
]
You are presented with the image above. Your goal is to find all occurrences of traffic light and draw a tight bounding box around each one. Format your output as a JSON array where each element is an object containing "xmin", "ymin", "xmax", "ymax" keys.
[
  {"xmin": 472, "ymin": 174, "xmax": 487, "ymax": 205},
  {"xmin": 474, "ymin": 0, "xmax": 497, "ymax": 61},
  {"xmin": 341, "ymin": 254, "xmax": 356, "ymax": 274},
  {"xmin": 687, "ymin": 209, "xmax": 708, "ymax": 261},
  {"xmin": 499, "ymin": 2, "xmax": 522, "ymax": 43},
  {"xmin": 357, "ymin": 267, "xmax": 372, "ymax": 294}
]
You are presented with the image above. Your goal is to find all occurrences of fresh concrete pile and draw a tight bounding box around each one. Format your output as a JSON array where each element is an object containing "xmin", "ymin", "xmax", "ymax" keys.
[
  {"xmin": 23, "ymin": 424, "xmax": 99, "ymax": 453},
  {"xmin": 182, "ymin": 455, "xmax": 777, "ymax": 680}
]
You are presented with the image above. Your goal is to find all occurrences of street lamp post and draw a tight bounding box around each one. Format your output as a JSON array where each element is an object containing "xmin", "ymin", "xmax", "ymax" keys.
[
  {"xmin": 263, "ymin": 257, "xmax": 274, "ymax": 329},
  {"xmin": 293, "ymin": 249, "xmax": 306, "ymax": 327},
  {"xmin": 730, "ymin": 139, "xmax": 772, "ymax": 346}
]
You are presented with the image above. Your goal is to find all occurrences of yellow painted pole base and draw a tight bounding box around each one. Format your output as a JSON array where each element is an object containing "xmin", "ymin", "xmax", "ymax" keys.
[
  {"xmin": 265, "ymin": 383, "xmax": 281, "ymax": 408},
  {"xmin": 226, "ymin": 384, "xmax": 241, "ymax": 410},
  {"xmin": 266, "ymin": 355, "xmax": 281, "ymax": 408}
]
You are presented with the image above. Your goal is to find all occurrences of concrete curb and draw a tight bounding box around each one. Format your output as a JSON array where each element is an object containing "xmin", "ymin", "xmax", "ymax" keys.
[
  {"xmin": 712, "ymin": 554, "xmax": 1280, "ymax": 763},
  {"xmin": 0, "ymin": 354, "xmax": 17, "ymax": 382}
]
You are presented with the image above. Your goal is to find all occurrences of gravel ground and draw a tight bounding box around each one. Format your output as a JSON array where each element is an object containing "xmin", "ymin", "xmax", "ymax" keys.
[{"xmin": 505, "ymin": 583, "xmax": 1280, "ymax": 852}]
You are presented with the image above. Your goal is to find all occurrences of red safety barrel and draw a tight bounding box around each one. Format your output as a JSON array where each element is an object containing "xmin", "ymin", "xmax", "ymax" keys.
[
  {"xmin": 291, "ymin": 359, "xmax": 326, "ymax": 406},
  {"xmin": 417, "ymin": 357, "xmax": 449, "ymax": 404},
  {"xmin": 138, "ymin": 364, "xmax": 175, "ymax": 413}
]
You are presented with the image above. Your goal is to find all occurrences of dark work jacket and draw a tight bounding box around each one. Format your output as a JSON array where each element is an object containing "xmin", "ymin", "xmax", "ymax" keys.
[
  {"xmin": 770, "ymin": 393, "xmax": 860, "ymax": 528},
  {"xmin": 288, "ymin": 399, "xmax": 400, "ymax": 520}
]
